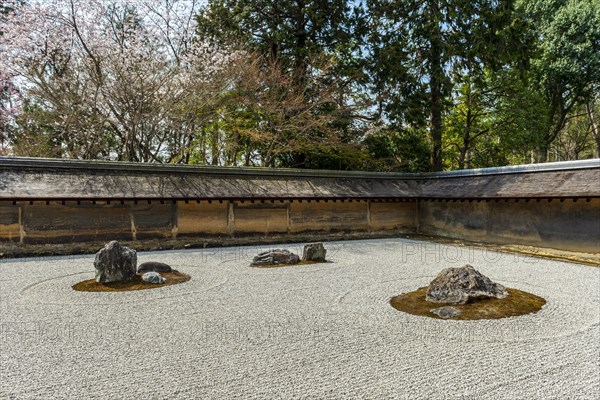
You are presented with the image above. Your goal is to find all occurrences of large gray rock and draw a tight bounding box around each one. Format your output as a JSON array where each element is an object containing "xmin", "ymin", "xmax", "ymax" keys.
[
  {"xmin": 138, "ymin": 261, "xmax": 173, "ymax": 274},
  {"xmin": 426, "ymin": 264, "xmax": 508, "ymax": 304},
  {"xmin": 302, "ymin": 243, "xmax": 327, "ymax": 262},
  {"xmin": 141, "ymin": 272, "xmax": 166, "ymax": 284},
  {"xmin": 94, "ymin": 241, "xmax": 137, "ymax": 283},
  {"xmin": 251, "ymin": 249, "xmax": 300, "ymax": 266}
]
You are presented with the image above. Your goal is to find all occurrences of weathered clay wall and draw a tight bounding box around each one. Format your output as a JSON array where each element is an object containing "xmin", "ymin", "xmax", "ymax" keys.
[
  {"xmin": 177, "ymin": 201, "xmax": 228, "ymax": 236},
  {"xmin": 0, "ymin": 203, "xmax": 20, "ymax": 242},
  {"xmin": 0, "ymin": 200, "xmax": 417, "ymax": 245},
  {"xmin": 1, "ymin": 158, "xmax": 598, "ymax": 255},
  {"xmin": 1, "ymin": 198, "xmax": 597, "ymax": 253},
  {"xmin": 418, "ymin": 198, "xmax": 600, "ymax": 253}
]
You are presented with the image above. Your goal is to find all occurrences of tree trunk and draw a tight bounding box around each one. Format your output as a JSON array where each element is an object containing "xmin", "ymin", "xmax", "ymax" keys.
[
  {"xmin": 294, "ymin": 0, "xmax": 308, "ymax": 85},
  {"xmin": 539, "ymin": 81, "xmax": 569, "ymax": 163},
  {"xmin": 428, "ymin": 0, "xmax": 443, "ymax": 172},
  {"xmin": 211, "ymin": 129, "xmax": 219, "ymax": 165},
  {"xmin": 459, "ymin": 81, "xmax": 473, "ymax": 170},
  {"xmin": 535, "ymin": 145, "xmax": 548, "ymax": 163},
  {"xmin": 586, "ymin": 101, "xmax": 600, "ymax": 157}
]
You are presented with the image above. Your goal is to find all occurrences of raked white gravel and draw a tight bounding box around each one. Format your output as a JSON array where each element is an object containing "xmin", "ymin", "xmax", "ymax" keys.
[{"xmin": 1, "ymin": 238, "xmax": 599, "ymax": 399}]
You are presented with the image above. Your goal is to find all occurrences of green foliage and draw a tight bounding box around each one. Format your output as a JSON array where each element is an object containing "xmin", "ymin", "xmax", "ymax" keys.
[
  {"xmin": 197, "ymin": 0, "xmax": 360, "ymax": 77},
  {"xmin": 367, "ymin": 0, "xmax": 527, "ymax": 170},
  {"xmin": 4, "ymin": 0, "xmax": 599, "ymax": 170},
  {"xmin": 195, "ymin": 0, "xmax": 368, "ymax": 169},
  {"xmin": 517, "ymin": 0, "xmax": 600, "ymax": 160},
  {"xmin": 363, "ymin": 128, "xmax": 430, "ymax": 172},
  {"xmin": 443, "ymin": 67, "xmax": 549, "ymax": 169},
  {"xmin": 551, "ymin": 104, "xmax": 597, "ymax": 160}
]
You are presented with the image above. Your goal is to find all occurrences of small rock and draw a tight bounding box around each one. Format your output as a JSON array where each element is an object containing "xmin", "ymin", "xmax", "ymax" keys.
[
  {"xmin": 426, "ymin": 264, "xmax": 508, "ymax": 304},
  {"xmin": 94, "ymin": 241, "xmax": 137, "ymax": 283},
  {"xmin": 430, "ymin": 306, "xmax": 461, "ymax": 319},
  {"xmin": 141, "ymin": 271, "xmax": 166, "ymax": 284},
  {"xmin": 138, "ymin": 261, "xmax": 173, "ymax": 274},
  {"xmin": 251, "ymin": 249, "xmax": 300, "ymax": 266},
  {"xmin": 302, "ymin": 243, "xmax": 327, "ymax": 262}
]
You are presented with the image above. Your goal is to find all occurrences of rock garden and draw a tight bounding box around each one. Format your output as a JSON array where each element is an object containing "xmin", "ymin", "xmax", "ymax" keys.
[{"xmin": 72, "ymin": 241, "xmax": 190, "ymax": 292}]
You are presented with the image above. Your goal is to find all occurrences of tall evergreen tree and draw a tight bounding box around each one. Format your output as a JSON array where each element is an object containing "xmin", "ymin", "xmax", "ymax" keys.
[
  {"xmin": 197, "ymin": 0, "xmax": 359, "ymax": 80},
  {"xmin": 367, "ymin": 0, "xmax": 525, "ymax": 171},
  {"xmin": 196, "ymin": 0, "xmax": 367, "ymax": 168}
]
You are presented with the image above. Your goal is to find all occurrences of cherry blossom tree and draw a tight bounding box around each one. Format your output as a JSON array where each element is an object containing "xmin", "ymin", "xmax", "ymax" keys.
[
  {"xmin": 0, "ymin": 0, "xmax": 235, "ymax": 161},
  {"xmin": 0, "ymin": 72, "xmax": 21, "ymax": 155}
]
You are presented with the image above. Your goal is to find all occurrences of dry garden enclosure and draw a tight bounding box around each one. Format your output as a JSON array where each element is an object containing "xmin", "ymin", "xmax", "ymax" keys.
[
  {"xmin": 1, "ymin": 0, "xmax": 599, "ymax": 396},
  {"xmin": 1, "ymin": 238, "xmax": 598, "ymax": 399},
  {"xmin": 0, "ymin": 157, "xmax": 598, "ymax": 398}
]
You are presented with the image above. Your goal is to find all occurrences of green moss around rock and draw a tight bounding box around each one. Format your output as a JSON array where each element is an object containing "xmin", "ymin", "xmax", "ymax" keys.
[
  {"xmin": 390, "ymin": 287, "xmax": 546, "ymax": 320},
  {"xmin": 249, "ymin": 260, "xmax": 326, "ymax": 268},
  {"xmin": 72, "ymin": 271, "xmax": 190, "ymax": 292}
]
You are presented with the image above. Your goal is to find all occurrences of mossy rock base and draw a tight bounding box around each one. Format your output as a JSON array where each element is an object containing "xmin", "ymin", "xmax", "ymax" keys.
[
  {"xmin": 249, "ymin": 260, "xmax": 326, "ymax": 268},
  {"xmin": 72, "ymin": 272, "xmax": 190, "ymax": 292},
  {"xmin": 390, "ymin": 287, "xmax": 546, "ymax": 320}
]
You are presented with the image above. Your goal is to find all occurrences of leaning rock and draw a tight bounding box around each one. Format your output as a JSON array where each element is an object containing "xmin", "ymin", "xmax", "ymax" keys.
[
  {"xmin": 302, "ymin": 243, "xmax": 327, "ymax": 262},
  {"xmin": 426, "ymin": 264, "xmax": 508, "ymax": 304},
  {"xmin": 430, "ymin": 306, "xmax": 461, "ymax": 319},
  {"xmin": 138, "ymin": 261, "xmax": 173, "ymax": 274},
  {"xmin": 141, "ymin": 272, "xmax": 166, "ymax": 284},
  {"xmin": 252, "ymin": 249, "xmax": 300, "ymax": 266},
  {"xmin": 94, "ymin": 241, "xmax": 137, "ymax": 283}
]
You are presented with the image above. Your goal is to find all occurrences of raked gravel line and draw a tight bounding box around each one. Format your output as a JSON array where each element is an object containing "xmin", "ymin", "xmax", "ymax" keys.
[{"xmin": 0, "ymin": 238, "xmax": 598, "ymax": 399}]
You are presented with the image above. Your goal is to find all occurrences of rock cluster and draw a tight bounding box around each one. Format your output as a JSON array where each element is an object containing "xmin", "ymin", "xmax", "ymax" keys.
[
  {"xmin": 251, "ymin": 243, "xmax": 328, "ymax": 266},
  {"xmin": 302, "ymin": 243, "xmax": 327, "ymax": 262},
  {"xmin": 252, "ymin": 249, "xmax": 300, "ymax": 266},
  {"xmin": 94, "ymin": 241, "xmax": 137, "ymax": 283},
  {"xmin": 426, "ymin": 264, "xmax": 508, "ymax": 304}
]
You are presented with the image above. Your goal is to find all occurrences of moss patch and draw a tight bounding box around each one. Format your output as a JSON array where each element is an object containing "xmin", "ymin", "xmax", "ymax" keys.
[
  {"xmin": 390, "ymin": 287, "xmax": 546, "ymax": 320},
  {"xmin": 72, "ymin": 272, "xmax": 190, "ymax": 292},
  {"xmin": 249, "ymin": 260, "xmax": 327, "ymax": 268}
]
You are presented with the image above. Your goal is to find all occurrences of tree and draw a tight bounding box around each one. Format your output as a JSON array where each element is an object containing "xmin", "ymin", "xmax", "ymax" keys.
[
  {"xmin": 551, "ymin": 104, "xmax": 596, "ymax": 160},
  {"xmin": 0, "ymin": 1, "xmax": 23, "ymax": 154},
  {"xmin": 0, "ymin": 72, "xmax": 20, "ymax": 155},
  {"xmin": 193, "ymin": 52, "xmax": 342, "ymax": 167},
  {"xmin": 196, "ymin": 0, "xmax": 370, "ymax": 168},
  {"xmin": 367, "ymin": 0, "xmax": 526, "ymax": 171},
  {"xmin": 443, "ymin": 64, "xmax": 552, "ymax": 169},
  {"xmin": 0, "ymin": 0, "xmax": 232, "ymax": 161},
  {"xmin": 518, "ymin": 0, "xmax": 600, "ymax": 162},
  {"xmin": 444, "ymin": 75, "xmax": 493, "ymax": 169},
  {"xmin": 197, "ymin": 0, "xmax": 359, "ymax": 79},
  {"xmin": 587, "ymin": 94, "xmax": 600, "ymax": 157}
]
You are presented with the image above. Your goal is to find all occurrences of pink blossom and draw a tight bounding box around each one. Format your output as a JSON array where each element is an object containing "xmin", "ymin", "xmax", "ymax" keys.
[{"xmin": 0, "ymin": 0, "xmax": 239, "ymax": 160}]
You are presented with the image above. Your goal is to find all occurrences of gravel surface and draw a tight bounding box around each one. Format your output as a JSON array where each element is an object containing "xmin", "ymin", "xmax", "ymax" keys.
[{"xmin": 1, "ymin": 238, "xmax": 598, "ymax": 399}]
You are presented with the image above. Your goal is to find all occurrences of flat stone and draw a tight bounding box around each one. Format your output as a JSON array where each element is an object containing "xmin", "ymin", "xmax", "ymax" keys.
[
  {"xmin": 94, "ymin": 241, "xmax": 137, "ymax": 283},
  {"xmin": 430, "ymin": 306, "xmax": 461, "ymax": 319},
  {"xmin": 426, "ymin": 264, "xmax": 508, "ymax": 304},
  {"xmin": 302, "ymin": 243, "xmax": 327, "ymax": 262},
  {"xmin": 141, "ymin": 271, "xmax": 166, "ymax": 284},
  {"xmin": 251, "ymin": 249, "xmax": 300, "ymax": 266},
  {"xmin": 138, "ymin": 261, "xmax": 173, "ymax": 274}
]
